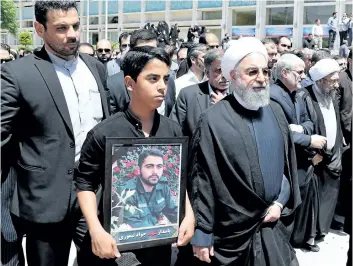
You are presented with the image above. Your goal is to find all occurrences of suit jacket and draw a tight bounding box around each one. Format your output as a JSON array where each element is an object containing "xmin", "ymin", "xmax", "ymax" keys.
[
  {"xmin": 300, "ymin": 85, "xmax": 343, "ymax": 179},
  {"xmin": 106, "ymin": 58, "xmax": 121, "ymax": 77},
  {"xmin": 169, "ymin": 81, "xmax": 211, "ymax": 137},
  {"xmin": 1, "ymin": 47, "xmax": 110, "ymax": 223},
  {"xmin": 270, "ymin": 82, "xmax": 315, "ymax": 186},
  {"xmin": 108, "ymin": 70, "xmax": 176, "ymax": 117},
  {"xmin": 337, "ymin": 69, "xmax": 352, "ymax": 145}
]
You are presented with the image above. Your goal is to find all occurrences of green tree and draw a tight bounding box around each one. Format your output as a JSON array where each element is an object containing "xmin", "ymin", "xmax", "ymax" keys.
[
  {"xmin": 0, "ymin": 0, "xmax": 19, "ymax": 36},
  {"xmin": 19, "ymin": 31, "xmax": 33, "ymax": 48}
]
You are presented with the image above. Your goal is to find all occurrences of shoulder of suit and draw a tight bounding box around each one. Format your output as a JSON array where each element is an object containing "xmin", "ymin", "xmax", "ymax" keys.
[
  {"xmin": 159, "ymin": 115, "xmax": 182, "ymax": 132},
  {"xmin": 179, "ymin": 83, "xmax": 201, "ymax": 95}
]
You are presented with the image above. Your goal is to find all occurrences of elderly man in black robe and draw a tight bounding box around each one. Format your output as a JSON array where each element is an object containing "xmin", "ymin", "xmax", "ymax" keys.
[
  {"xmin": 189, "ymin": 37, "xmax": 301, "ymax": 266},
  {"xmin": 299, "ymin": 58, "xmax": 343, "ymax": 240},
  {"xmin": 271, "ymin": 54, "xmax": 327, "ymax": 252}
]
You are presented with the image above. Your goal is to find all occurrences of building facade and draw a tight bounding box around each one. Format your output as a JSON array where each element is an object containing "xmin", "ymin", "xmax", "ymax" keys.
[{"xmin": 3, "ymin": 0, "xmax": 352, "ymax": 49}]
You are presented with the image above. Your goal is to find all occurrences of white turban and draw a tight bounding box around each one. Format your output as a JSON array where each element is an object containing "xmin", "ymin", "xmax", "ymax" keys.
[
  {"xmin": 309, "ymin": 58, "xmax": 340, "ymax": 82},
  {"xmin": 221, "ymin": 37, "xmax": 268, "ymax": 81}
]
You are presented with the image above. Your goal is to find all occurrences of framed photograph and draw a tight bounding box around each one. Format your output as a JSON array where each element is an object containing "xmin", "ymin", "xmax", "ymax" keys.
[{"xmin": 104, "ymin": 137, "xmax": 188, "ymax": 252}]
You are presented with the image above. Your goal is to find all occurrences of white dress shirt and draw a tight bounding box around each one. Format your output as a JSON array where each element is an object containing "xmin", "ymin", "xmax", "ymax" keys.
[
  {"xmin": 312, "ymin": 25, "xmax": 324, "ymax": 36},
  {"xmin": 175, "ymin": 69, "xmax": 208, "ymax": 97},
  {"xmin": 313, "ymin": 83, "xmax": 337, "ymax": 151},
  {"xmin": 47, "ymin": 50, "xmax": 103, "ymax": 162}
]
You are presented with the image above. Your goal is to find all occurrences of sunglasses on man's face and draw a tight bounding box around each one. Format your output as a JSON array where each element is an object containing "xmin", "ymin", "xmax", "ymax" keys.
[
  {"xmin": 280, "ymin": 44, "xmax": 291, "ymax": 48},
  {"xmin": 121, "ymin": 44, "xmax": 130, "ymax": 49},
  {"xmin": 1, "ymin": 58, "xmax": 12, "ymax": 63},
  {"xmin": 97, "ymin": 48, "xmax": 111, "ymax": 54}
]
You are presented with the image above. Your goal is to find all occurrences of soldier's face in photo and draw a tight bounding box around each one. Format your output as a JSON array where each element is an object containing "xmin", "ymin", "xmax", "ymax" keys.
[{"xmin": 140, "ymin": 155, "xmax": 164, "ymax": 186}]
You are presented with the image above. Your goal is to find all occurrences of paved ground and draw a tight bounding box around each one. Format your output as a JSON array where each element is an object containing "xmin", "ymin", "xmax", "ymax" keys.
[{"xmin": 23, "ymin": 229, "xmax": 349, "ymax": 266}]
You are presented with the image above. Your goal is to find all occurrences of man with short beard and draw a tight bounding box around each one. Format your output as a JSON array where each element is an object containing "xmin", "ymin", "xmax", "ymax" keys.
[
  {"xmin": 170, "ymin": 49, "xmax": 230, "ymax": 137},
  {"xmin": 189, "ymin": 37, "xmax": 301, "ymax": 266},
  {"xmin": 1, "ymin": 1, "xmax": 110, "ymax": 265},
  {"xmin": 299, "ymin": 59, "xmax": 342, "ymax": 241},
  {"xmin": 174, "ymin": 43, "xmax": 208, "ymax": 97},
  {"xmin": 96, "ymin": 39, "xmax": 112, "ymax": 64}
]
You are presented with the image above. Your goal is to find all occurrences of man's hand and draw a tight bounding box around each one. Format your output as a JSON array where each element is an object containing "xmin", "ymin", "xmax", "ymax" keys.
[
  {"xmin": 90, "ymin": 228, "xmax": 120, "ymax": 259},
  {"xmin": 263, "ymin": 204, "xmax": 281, "ymax": 223},
  {"xmin": 310, "ymin": 134, "xmax": 327, "ymax": 149},
  {"xmin": 192, "ymin": 246, "xmax": 214, "ymax": 263},
  {"xmin": 289, "ymin": 124, "xmax": 304, "ymax": 133},
  {"xmin": 173, "ymin": 208, "xmax": 195, "ymax": 247},
  {"xmin": 312, "ymin": 153, "xmax": 323, "ymax": 166},
  {"xmin": 210, "ymin": 92, "xmax": 225, "ymax": 105}
]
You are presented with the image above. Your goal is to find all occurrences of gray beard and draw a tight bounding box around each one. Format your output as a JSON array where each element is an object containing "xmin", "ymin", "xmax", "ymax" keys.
[{"xmin": 232, "ymin": 79, "xmax": 270, "ymax": 109}]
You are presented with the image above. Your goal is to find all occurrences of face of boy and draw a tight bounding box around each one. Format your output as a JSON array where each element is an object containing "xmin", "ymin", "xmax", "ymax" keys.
[{"xmin": 129, "ymin": 59, "xmax": 170, "ymax": 111}]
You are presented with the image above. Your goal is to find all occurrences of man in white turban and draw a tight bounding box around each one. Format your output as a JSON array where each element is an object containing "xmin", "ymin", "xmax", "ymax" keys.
[
  {"xmin": 188, "ymin": 37, "xmax": 301, "ymax": 266},
  {"xmin": 298, "ymin": 58, "xmax": 342, "ymax": 241}
]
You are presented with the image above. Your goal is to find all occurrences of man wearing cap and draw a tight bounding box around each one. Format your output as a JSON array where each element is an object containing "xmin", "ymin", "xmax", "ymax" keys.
[
  {"xmin": 270, "ymin": 54, "xmax": 325, "ymax": 252},
  {"xmin": 189, "ymin": 37, "xmax": 301, "ymax": 266},
  {"xmin": 299, "ymin": 58, "xmax": 343, "ymax": 240}
]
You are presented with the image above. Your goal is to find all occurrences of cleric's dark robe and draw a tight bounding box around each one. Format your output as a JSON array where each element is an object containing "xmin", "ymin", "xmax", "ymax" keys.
[
  {"xmin": 300, "ymin": 85, "xmax": 343, "ymax": 236},
  {"xmin": 189, "ymin": 96, "xmax": 301, "ymax": 266}
]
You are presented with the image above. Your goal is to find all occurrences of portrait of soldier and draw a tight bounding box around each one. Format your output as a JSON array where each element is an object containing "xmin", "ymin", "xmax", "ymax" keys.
[{"xmin": 113, "ymin": 149, "xmax": 178, "ymax": 229}]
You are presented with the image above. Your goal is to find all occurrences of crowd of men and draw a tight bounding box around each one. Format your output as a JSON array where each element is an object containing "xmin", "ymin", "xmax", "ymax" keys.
[{"xmin": 1, "ymin": 1, "xmax": 352, "ymax": 266}]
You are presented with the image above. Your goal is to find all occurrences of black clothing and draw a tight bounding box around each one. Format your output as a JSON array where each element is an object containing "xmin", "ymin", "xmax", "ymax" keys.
[
  {"xmin": 75, "ymin": 110, "xmax": 183, "ymax": 265},
  {"xmin": 337, "ymin": 69, "xmax": 352, "ymax": 145},
  {"xmin": 1, "ymin": 46, "xmax": 109, "ymax": 266},
  {"xmin": 300, "ymin": 85, "xmax": 343, "ymax": 236},
  {"xmin": 189, "ymin": 96, "xmax": 301, "ymax": 265},
  {"xmin": 303, "ymin": 38, "xmax": 315, "ymax": 49}
]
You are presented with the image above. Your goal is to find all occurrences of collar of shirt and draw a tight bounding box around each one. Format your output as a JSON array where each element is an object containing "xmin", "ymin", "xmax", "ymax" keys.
[
  {"xmin": 276, "ymin": 80, "xmax": 296, "ymax": 102},
  {"xmin": 208, "ymin": 83, "xmax": 229, "ymax": 97},
  {"xmin": 46, "ymin": 48, "xmax": 78, "ymax": 69},
  {"xmin": 123, "ymin": 108, "xmax": 161, "ymax": 136},
  {"xmin": 185, "ymin": 69, "xmax": 208, "ymax": 83}
]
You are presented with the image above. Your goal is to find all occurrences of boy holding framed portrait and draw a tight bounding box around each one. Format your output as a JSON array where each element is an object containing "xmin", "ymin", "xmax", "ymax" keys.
[{"xmin": 75, "ymin": 46, "xmax": 194, "ymax": 265}]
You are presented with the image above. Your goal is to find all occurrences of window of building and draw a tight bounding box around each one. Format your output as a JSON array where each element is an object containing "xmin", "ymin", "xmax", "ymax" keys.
[
  {"xmin": 108, "ymin": 16, "xmax": 119, "ymax": 24},
  {"xmin": 108, "ymin": 32, "xmax": 119, "ymax": 43},
  {"xmin": 1, "ymin": 34, "xmax": 7, "ymax": 44},
  {"xmin": 303, "ymin": 5, "xmax": 335, "ymax": 25},
  {"xmin": 22, "ymin": 21, "xmax": 33, "ymax": 28},
  {"xmin": 267, "ymin": 1, "xmax": 294, "ymax": 5},
  {"xmin": 304, "ymin": 0, "xmax": 334, "ymax": 3},
  {"xmin": 346, "ymin": 4, "xmax": 352, "ymax": 15},
  {"xmin": 232, "ymin": 9, "xmax": 256, "ymax": 26},
  {"xmin": 202, "ymin": 11, "xmax": 222, "ymax": 20},
  {"xmin": 89, "ymin": 17, "xmax": 99, "ymax": 25},
  {"xmin": 266, "ymin": 7, "xmax": 294, "ymax": 25},
  {"xmin": 22, "ymin": 6, "xmax": 34, "ymax": 20}
]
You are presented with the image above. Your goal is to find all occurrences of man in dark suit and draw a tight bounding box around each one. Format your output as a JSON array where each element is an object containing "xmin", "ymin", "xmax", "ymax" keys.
[
  {"xmin": 270, "ymin": 54, "xmax": 325, "ymax": 252},
  {"xmin": 170, "ymin": 49, "xmax": 229, "ymax": 137},
  {"xmin": 108, "ymin": 29, "xmax": 176, "ymax": 116},
  {"xmin": 1, "ymin": 1, "xmax": 109, "ymax": 265}
]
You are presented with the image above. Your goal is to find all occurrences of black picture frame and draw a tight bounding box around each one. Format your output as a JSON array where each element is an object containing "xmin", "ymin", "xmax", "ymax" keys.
[{"xmin": 104, "ymin": 137, "xmax": 188, "ymax": 252}]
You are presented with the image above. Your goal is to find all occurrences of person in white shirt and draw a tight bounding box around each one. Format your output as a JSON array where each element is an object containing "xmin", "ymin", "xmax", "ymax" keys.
[
  {"xmin": 327, "ymin": 12, "xmax": 338, "ymax": 49},
  {"xmin": 339, "ymin": 12, "xmax": 350, "ymax": 45},
  {"xmin": 312, "ymin": 19, "xmax": 323, "ymax": 49},
  {"xmin": 174, "ymin": 43, "xmax": 208, "ymax": 97}
]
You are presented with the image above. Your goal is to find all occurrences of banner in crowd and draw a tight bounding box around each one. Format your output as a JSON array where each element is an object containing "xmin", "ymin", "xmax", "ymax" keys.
[
  {"xmin": 232, "ymin": 27, "xmax": 256, "ymax": 37},
  {"xmin": 303, "ymin": 26, "xmax": 329, "ymax": 37},
  {"xmin": 265, "ymin": 27, "xmax": 293, "ymax": 37}
]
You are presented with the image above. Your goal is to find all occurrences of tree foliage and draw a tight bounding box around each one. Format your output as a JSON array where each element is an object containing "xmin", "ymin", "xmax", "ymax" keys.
[
  {"xmin": 19, "ymin": 31, "xmax": 33, "ymax": 47},
  {"xmin": 1, "ymin": 0, "xmax": 19, "ymax": 36}
]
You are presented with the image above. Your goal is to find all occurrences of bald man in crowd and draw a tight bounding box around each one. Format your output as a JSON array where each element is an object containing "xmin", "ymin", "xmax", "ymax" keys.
[
  {"xmin": 96, "ymin": 39, "xmax": 112, "ymax": 64},
  {"xmin": 199, "ymin": 32, "xmax": 220, "ymax": 50},
  {"xmin": 189, "ymin": 37, "xmax": 300, "ymax": 266}
]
